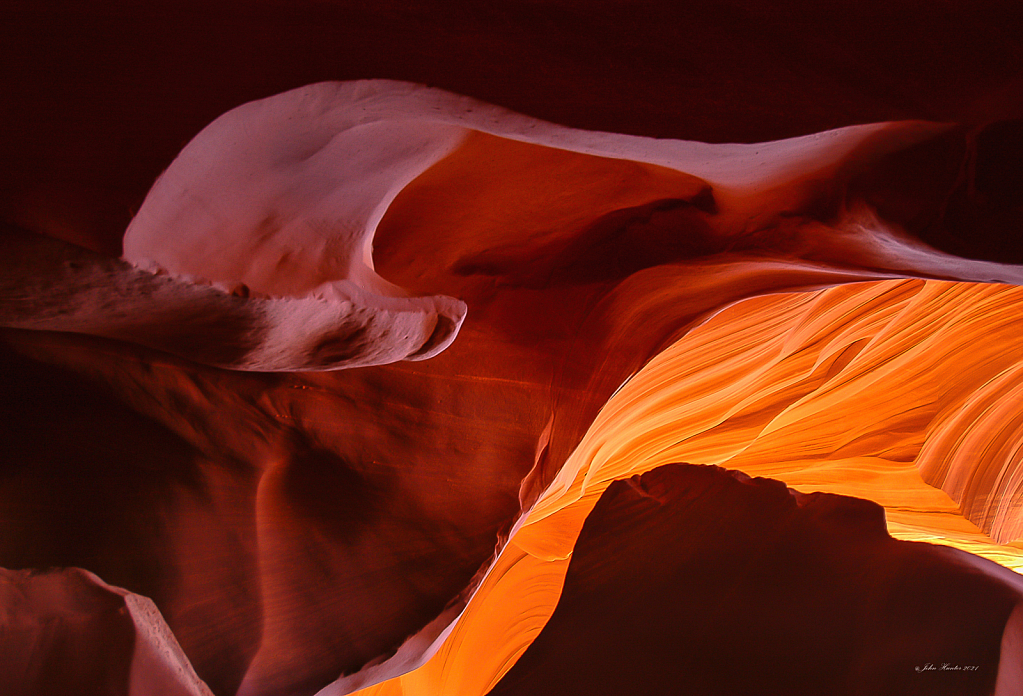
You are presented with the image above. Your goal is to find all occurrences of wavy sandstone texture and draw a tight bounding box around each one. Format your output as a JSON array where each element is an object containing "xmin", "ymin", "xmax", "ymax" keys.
[{"xmin": 2, "ymin": 80, "xmax": 1023, "ymax": 695}]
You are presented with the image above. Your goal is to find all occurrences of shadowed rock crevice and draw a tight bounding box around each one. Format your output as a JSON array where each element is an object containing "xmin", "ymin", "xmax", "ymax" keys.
[{"xmin": 489, "ymin": 464, "xmax": 1019, "ymax": 696}]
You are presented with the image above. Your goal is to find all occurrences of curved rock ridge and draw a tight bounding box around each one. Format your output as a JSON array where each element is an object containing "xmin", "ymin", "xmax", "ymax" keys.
[
  {"xmin": 4, "ymin": 81, "xmax": 1022, "ymax": 372},
  {"xmin": 0, "ymin": 225, "xmax": 463, "ymax": 371},
  {"xmin": 3, "ymin": 81, "xmax": 1023, "ymax": 696},
  {"xmin": 124, "ymin": 81, "xmax": 1023, "ymax": 291},
  {"xmin": 0, "ymin": 566, "xmax": 212, "ymax": 696}
]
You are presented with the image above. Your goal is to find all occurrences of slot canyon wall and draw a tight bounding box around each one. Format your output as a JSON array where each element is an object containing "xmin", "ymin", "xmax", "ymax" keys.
[{"xmin": 2, "ymin": 2, "xmax": 1023, "ymax": 695}]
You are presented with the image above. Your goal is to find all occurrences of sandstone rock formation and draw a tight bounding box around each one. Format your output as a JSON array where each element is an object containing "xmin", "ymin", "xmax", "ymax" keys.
[{"xmin": 2, "ymin": 4, "xmax": 1022, "ymax": 693}]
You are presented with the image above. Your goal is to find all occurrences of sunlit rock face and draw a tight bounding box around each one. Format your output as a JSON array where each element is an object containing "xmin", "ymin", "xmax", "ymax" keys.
[
  {"xmin": 488, "ymin": 464, "xmax": 1020, "ymax": 696},
  {"xmin": 2, "ymin": 77, "xmax": 1023, "ymax": 696}
]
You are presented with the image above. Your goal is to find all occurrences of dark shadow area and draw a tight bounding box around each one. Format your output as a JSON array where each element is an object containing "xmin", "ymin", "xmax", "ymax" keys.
[
  {"xmin": 452, "ymin": 194, "xmax": 722, "ymax": 288},
  {"xmin": 489, "ymin": 464, "xmax": 1014, "ymax": 696},
  {"xmin": 0, "ymin": 338, "xmax": 260, "ymax": 695}
]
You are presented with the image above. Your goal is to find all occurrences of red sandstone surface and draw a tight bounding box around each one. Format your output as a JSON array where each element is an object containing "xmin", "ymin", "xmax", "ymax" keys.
[{"xmin": 2, "ymin": 3, "xmax": 1023, "ymax": 695}]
